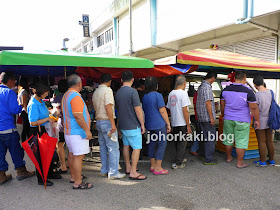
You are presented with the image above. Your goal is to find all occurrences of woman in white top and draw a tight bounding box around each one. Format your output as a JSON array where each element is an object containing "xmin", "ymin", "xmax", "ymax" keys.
[{"xmin": 18, "ymin": 77, "xmax": 30, "ymax": 142}]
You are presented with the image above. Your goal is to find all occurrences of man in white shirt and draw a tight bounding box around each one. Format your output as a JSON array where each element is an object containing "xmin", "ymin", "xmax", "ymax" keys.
[
  {"xmin": 92, "ymin": 74, "xmax": 126, "ymax": 179},
  {"xmin": 167, "ymin": 75, "xmax": 192, "ymax": 169}
]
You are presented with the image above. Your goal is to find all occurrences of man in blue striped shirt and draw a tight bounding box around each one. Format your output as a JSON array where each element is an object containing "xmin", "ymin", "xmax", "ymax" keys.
[{"xmin": 0, "ymin": 72, "xmax": 35, "ymax": 185}]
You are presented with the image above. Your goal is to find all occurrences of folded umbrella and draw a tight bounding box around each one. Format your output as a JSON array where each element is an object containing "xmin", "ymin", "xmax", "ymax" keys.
[
  {"xmin": 22, "ymin": 135, "xmax": 44, "ymax": 182},
  {"xmin": 38, "ymin": 133, "xmax": 58, "ymax": 189}
]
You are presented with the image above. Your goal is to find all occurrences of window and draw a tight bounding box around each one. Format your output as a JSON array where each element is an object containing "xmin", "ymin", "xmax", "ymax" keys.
[{"xmin": 97, "ymin": 28, "xmax": 113, "ymax": 48}]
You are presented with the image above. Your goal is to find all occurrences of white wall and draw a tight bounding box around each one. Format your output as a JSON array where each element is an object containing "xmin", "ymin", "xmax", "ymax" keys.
[
  {"xmin": 118, "ymin": 0, "xmax": 151, "ymax": 55},
  {"xmin": 156, "ymin": 0, "xmax": 280, "ymax": 45}
]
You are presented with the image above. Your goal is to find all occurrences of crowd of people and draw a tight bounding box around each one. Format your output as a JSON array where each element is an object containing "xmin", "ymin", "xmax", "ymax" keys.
[{"xmin": 0, "ymin": 69, "xmax": 277, "ymax": 189}]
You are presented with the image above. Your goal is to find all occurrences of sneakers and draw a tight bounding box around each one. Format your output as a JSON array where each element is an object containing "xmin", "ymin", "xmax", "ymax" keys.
[
  {"xmin": 183, "ymin": 158, "xmax": 188, "ymax": 163},
  {"xmin": 203, "ymin": 160, "xmax": 219, "ymax": 165},
  {"xmin": 100, "ymin": 173, "xmax": 108, "ymax": 177},
  {"xmin": 171, "ymin": 163, "xmax": 185, "ymax": 169},
  {"xmin": 108, "ymin": 172, "xmax": 126, "ymax": 180},
  {"xmin": 266, "ymin": 160, "xmax": 275, "ymax": 166},
  {"xmin": 254, "ymin": 160, "xmax": 267, "ymax": 167}
]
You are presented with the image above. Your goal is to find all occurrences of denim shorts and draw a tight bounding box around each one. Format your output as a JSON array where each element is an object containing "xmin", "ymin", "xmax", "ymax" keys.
[{"xmin": 121, "ymin": 127, "xmax": 142, "ymax": 149}]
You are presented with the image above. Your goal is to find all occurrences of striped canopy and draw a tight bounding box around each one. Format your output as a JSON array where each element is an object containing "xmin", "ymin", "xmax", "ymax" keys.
[{"xmin": 177, "ymin": 49, "xmax": 280, "ymax": 71}]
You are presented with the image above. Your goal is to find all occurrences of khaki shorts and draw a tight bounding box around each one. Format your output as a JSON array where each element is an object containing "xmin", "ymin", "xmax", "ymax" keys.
[{"xmin": 222, "ymin": 120, "xmax": 250, "ymax": 149}]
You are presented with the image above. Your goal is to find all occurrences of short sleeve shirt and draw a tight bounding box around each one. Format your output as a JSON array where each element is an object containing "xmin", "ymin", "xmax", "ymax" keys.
[
  {"xmin": 92, "ymin": 84, "xmax": 115, "ymax": 120},
  {"xmin": 220, "ymin": 83, "xmax": 256, "ymax": 123},
  {"xmin": 115, "ymin": 86, "xmax": 141, "ymax": 130},
  {"xmin": 18, "ymin": 89, "xmax": 29, "ymax": 106},
  {"xmin": 142, "ymin": 92, "xmax": 166, "ymax": 130},
  {"xmin": 196, "ymin": 80, "xmax": 216, "ymax": 122},
  {"xmin": 166, "ymin": 89, "xmax": 191, "ymax": 127},
  {"xmin": 27, "ymin": 96, "xmax": 50, "ymax": 127}
]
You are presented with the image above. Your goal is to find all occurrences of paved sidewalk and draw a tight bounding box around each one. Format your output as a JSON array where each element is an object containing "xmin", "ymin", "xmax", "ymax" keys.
[{"xmin": 1, "ymin": 141, "xmax": 280, "ymax": 210}]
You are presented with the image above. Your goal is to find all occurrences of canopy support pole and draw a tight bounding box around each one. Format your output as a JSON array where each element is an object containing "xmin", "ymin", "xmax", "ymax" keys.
[
  {"xmin": 64, "ymin": 67, "xmax": 67, "ymax": 79},
  {"xmin": 47, "ymin": 67, "xmax": 50, "ymax": 86}
]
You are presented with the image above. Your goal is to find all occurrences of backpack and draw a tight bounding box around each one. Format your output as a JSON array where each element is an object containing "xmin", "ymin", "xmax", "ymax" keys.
[{"xmin": 268, "ymin": 90, "xmax": 280, "ymax": 130}]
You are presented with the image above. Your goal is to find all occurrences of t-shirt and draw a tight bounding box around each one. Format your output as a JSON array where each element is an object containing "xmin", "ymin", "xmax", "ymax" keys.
[
  {"xmin": 166, "ymin": 89, "xmax": 191, "ymax": 127},
  {"xmin": 92, "ymin": 84, "xmax": 116, "ymax": 121},
  {"xmin": 142, "ymin": 92, "xmax": 166, "ymax": 130},
  {"xmin": 18, "ymin": 89, "xmax": 29, "ymax": 106},
  {"xmin": 115, "ymin": 86, "xmax": 141, "ymax": 130},
  {"xmin": 255, "ymin": 90, "xmax": 272, "ymax": 129},
  {"xmin": 220, "ymin": 83, "xmax": 256, "ymax": 123},
  {"xmin": 0, "ymin": 84, "xmax": 22, "ymax": 131},
  {"xmin": 27, "ymin": 96, "xmax": 50, "ymax": 127}
]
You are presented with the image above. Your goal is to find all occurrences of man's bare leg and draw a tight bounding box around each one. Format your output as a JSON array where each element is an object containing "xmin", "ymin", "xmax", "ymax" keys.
[
  {"xmin": 123, "ymin": 145, "xmax": 131, "ymax": 173},
  {"xmin": 130, "ymin": 149, "xmax": 145, "ymax": 179},
  {"xmin": 225, "ymin": 145, "xmax": 233, "ymax": 162},
  {"xmin": 73, "ymin": 154, "xmax": 84, "ymax": 186},
  {"xmin": 236, "ymin": 148, "xmax": 246, "ymax": 167}
]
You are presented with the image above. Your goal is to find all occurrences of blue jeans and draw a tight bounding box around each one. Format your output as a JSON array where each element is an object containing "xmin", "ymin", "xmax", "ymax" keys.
[
  {"xmin": 191, "ymin": 140, "xmax": 199, "ymax": 152},
  {"xmin": 148, "ymin": 126, "xmax": 167, "ymax": 160},
  {"xmin": 0, "ymin": 131, "xmax": 25, "ymax": 171},
  {"xmin": 96, "ymin": 120, "xmax": 120, "ymax": 177}
]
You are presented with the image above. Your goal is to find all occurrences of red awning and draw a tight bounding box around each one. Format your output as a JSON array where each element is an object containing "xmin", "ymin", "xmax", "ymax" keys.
[{"xmin": 76, "ymin": 65, "xmax": 198, "ymax": 81}]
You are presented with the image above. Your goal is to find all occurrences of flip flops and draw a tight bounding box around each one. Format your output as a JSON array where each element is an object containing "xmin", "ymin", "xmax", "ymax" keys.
[
  {"xmin": 237, "ymin": 164, "xmax": 249, "ymax": 169},
  {"xmin": 125, "ymin": 169, "xmax": 139, "ymax": 174},
  {"xmin": 153, "ymin": 169, "xmax": 169, "ymax": 175},
  {"xmin": 129, "ymin": 174, "xmax": 147, "ymax": 180}
]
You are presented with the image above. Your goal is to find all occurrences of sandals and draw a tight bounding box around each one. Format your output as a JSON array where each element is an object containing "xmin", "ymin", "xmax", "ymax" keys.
[
  {"xmin": 72, "ymin": 181, "xmax": 93, "ymax": 190},
  {"xmin": 53, "ymin": 168, "xmax": 68, "ymax": 174},
  {"xmin": 129, "ymin": 174, "xmax": 147, "ymax": 180},
  {"xmin": 237, "ymin": 164, "xmax": 249, "ymax": 169},
  {"xmin": 125, "ymin": 168, "xmax": 139, "ymax": 174},
  {"xmin": 70, "ymin": 174, "xmax": 87, "ymax": 183},
  {"xmin": 153, "ymin": 169, "xmax": 169, "ymax": 175}
]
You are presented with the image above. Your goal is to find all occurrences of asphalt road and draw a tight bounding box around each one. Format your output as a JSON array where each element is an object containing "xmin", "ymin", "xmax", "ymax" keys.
[{"xmin": 1, "ymin": 141, "xmax": 280, "ymax": 210}]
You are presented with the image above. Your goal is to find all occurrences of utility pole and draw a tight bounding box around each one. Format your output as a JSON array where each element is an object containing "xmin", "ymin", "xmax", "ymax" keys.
[{"xmin": 129, "ymin": 0, "xmax": 133, "ymax": 56}]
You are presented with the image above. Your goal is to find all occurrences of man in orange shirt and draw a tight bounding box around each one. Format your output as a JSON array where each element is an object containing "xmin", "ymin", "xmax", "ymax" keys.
[{"xmin": 62, "ymin": 74, "xmax": 93, "ymax": 190}]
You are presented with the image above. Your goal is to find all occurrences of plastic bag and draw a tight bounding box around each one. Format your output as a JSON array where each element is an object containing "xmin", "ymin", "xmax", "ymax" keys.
[{"xmin": 45, "ymin": 122, "xmax": 58, "ymax": 139}]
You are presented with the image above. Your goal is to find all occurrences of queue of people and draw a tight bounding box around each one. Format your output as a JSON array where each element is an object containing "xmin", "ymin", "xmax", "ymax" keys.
[{"xmin": 0, "ymin": 70, "xmax": 277, "ymax": 189}]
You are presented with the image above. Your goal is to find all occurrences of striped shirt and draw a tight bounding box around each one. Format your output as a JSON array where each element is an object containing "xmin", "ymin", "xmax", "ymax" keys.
[{"xmin": 62, "ymin": 89, "xmax": 90, "ymax": 139}]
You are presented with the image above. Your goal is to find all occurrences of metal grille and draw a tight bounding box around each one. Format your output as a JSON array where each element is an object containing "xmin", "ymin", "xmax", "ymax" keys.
[{"xmin": 220, "ymin": 36, "xmax": 276, "ymax": 62}]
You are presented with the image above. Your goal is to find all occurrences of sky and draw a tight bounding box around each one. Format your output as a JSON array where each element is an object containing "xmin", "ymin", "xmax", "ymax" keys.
[{"xmin": 0, "ymin": 0, "xmax": 111, "ymax": 51}]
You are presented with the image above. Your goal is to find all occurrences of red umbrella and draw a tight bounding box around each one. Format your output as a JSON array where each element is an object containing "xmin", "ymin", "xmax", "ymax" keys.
[
  {"xmin": 22, "ymin": 135, "xmax": 44, "ymax": 182},
  {"xmin": 38, "ymin": 133, "xmax": 58, "ymax": 188},
  {"xmin": 22, "ymin": 133, "xmax": 58, "ymax": 189}
]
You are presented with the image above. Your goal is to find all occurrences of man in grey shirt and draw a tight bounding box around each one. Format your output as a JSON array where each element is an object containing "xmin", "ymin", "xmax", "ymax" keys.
[
  {"xmin": 115, "ymin": 71, "xmax": 146, "ymax": 180},
  {"xmin": 196, "ymin": 71, "xmax": 218, "ymax": 165}
]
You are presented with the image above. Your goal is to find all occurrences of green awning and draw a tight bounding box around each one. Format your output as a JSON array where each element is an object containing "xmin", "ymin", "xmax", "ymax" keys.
[{"xmin": 0, "ymin": 50, "xmax": 154, "ymax": 68}]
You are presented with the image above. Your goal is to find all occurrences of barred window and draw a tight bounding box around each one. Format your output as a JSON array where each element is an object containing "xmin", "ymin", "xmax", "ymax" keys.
[{"xmin": 97, "ymin": 28, "xmax": 113, "ymax": 48}]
